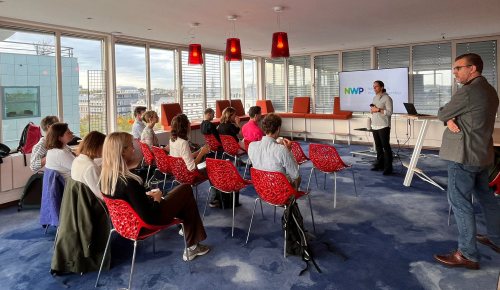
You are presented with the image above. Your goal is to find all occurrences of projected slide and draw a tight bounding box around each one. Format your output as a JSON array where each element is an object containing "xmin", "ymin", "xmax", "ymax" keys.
[{"xmin": 339, "ymin": 68, "xmax": 408, "ymax": 113}]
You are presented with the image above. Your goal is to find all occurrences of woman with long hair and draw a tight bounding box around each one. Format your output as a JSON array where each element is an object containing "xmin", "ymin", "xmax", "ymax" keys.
[
  {"xmin": 100, "ymin": 132, "xmax": 209, "ymax": 261},
  {"xmin": 45, "ymin": 122, "xmax": 75, "ymax": 180},
  {"xmin": 71, "ymin": 131, "xmax": 106, "ymax": 199},
  {"xmin": 217, "ymin": 107, "xmax": 245, "ymax": 149}
]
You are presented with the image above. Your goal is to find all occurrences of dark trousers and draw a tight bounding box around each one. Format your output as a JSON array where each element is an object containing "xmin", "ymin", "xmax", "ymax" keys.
[
  {"xmin": 372, "ymin": 126, "xmax": 393, "ymax": 171},
  {"xmin": 158, "ymin": 184, "xmax": 207, "ymax": 247}
]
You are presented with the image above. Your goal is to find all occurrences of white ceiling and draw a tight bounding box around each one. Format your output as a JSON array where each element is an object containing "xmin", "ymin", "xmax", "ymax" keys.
[{"xmin": 1, "ymin": 0, "xmax": 500, "ymax": 56}]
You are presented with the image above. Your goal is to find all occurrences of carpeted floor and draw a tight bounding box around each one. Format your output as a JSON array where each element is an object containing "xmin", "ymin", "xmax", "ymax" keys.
[{"xmin": 0, "ymin": 143, "xmax": 498, "ymax": 290}]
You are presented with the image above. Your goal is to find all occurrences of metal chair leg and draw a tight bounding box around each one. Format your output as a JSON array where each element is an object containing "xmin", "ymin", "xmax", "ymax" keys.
[
  {"xmin": 273, "ymin": 206, "xmax": 277, "ymax": 223},
  {"xmin": 259, "ymin": 199, "xmax": 264, "ymax": 219},
  {"xmin": 334, "ymin": 172, "xmax": 337, "ymax": 208},
  {"xmin": 232, "ymin": 191, "xmax": 236, "ymax": 237},
  {"xmin": 181, "ymin": 223, "xmax": 192, "ymax": 273},
  {"xmin": 163, "ymin": 174, "xmax": 167, "ymax": 191},
  {"xmin": 323, "ymin": 172, "xmax": 327, "ymax": 190},
  {"xmin": 202, "ymin": 187, "xmax": 213, "ymax": 219},
  {"xmin": 245, "ymin": 198, "xmax": 260, "ymax": 244},
  {"xmin": 306, "ymin": 168, "xmax": 314, "ymax": 192},
  {"xmin": 95, "ymin": 229, "xmax": 115, "ymax": 288},
  {"xmin": 283, "ymin": 205, "xmax": 287, "ymax": 258},
  {"xmin": 351, "ymin": 166, "xmax": 358, "ymax": 197},
  {"xmin": 128, "ymin": 241, "xmax": 138, "ymax": 290},
  {"xmin": 307, "ymin": 195, "xmax": 316, "ymax": 233}
]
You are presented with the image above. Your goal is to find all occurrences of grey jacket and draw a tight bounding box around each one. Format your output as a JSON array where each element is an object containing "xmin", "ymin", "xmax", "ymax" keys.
[
  {"xmin": 371, "ymin": 92, "xmax": 393, "ymax": 128},
  {"xmin": 438, "ymin": 76, "xmax": 498, "ymax": 167}
]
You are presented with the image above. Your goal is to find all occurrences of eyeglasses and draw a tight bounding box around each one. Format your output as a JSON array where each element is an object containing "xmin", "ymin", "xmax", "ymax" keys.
[{"xmin": 453, "ymin": 65, "xmax": 472, "ymax": 71}]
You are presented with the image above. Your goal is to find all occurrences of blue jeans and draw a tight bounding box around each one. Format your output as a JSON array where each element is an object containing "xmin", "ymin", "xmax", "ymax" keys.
[{"xmin": 448, "ymin": 162, "xmax": 500, "ymax": 262}]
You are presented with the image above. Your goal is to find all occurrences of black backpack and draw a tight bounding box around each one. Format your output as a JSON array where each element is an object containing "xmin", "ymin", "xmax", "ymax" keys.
[
  {"xmin": 0, "ymin": 143, "xmax": 11, "ymax": 164},
  {"xmin": 18, "ymin": 172, "xmax": 44, "ymax": 211},
  {"xmin": 282, "ymin": 197, "xmax": 321, "ymax": 274}
]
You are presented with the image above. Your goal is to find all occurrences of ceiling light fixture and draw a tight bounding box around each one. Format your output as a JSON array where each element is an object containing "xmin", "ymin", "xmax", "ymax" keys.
[
  {"xmin": 225, "ymin": 15, "xmax": 242, "ymax": 62},
  {"xmin": 188, "ymin": 22, "xmax": 203, "ymax": 65},
  {"xmin": 271, "ymin": 6, "xmax": 290, "ymax": 58}
]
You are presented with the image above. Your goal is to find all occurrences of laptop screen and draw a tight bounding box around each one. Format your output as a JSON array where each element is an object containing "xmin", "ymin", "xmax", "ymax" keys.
[{"xmin": 403, "ymin": 103, "xmax": 419, "ymax": 115}]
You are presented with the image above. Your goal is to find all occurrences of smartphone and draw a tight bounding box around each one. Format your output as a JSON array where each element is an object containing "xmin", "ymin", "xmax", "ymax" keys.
[{"xmin": 369, "ymin": 104, "xmax": 375, "ymax": 107}]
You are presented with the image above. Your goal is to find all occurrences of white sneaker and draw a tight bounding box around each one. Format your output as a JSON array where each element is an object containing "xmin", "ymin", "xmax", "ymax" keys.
[
  {"xmin": 183, "ymin": 244, "xmax": 210, "ymax": 261},
  {"xmin": 178, "ymin": 228, "xmax": 184, "ymax": 236}
]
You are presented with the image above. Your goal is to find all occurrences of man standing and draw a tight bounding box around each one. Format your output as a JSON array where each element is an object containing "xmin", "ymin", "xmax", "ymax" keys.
[
  {"xmin": 248, "ymin": 113, "xmax": 300, "ymax": 189},
  {"xmin": 242, "ymin": 106, "xmax": 264, "ymax": 142},
  {"xmin": 131, "ymin": 106, "xmax": 147, "ymax": 139},
  {"xmin": 370, "ymin": 80, "xmax": 393, "ymax": 175},
  {"xmin": 434, "ymin": 53, "xmax": 500, "ymax": 270}
]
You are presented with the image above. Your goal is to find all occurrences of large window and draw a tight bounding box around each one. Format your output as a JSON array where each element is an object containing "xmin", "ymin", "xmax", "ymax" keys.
[
  {"xmin": 288, "ymin": 56, "xmax": 311, "ymax": 111},
  {"xmin": 205, "ymin": 53, "xmax": 224, "ymax": 111},
  {"xmin": 0, "ymin": 29, "xmax": 57, "ymax": 149},
  {"xmin": 314, "ymin": 54, "xmax": 339, "ymax": 113},
  {"xmin": 115, "ymin": 44, "xmax": 147, "ymax": 132},
  {"xmin": 243, "ymin": 58, "xmax": 257, "ymax": 110},
  {"xmin": 342, "ymin": 50, "xmax": 371, "ymax": 72},
  {"xmin": 457, "ymin": 40, "xmax": 497, "ymax": 90},
  {"xmin": 265, "ymin": 58, "xmax": 286, "ymax": 112},
  {"xmin": 229, "ymin": 61, "xmax": 242, "ymax": 101},
  {"xmin": 181, "ymin": 51, "xmax": 203, "ymax": 121},
  {"xmin": 377, "ymin": 47, "xmax": 410, "ymax": 69},
  {"xmin": 412, "ymin": 43, "xmax": 452, "ymax": 114},
  {"xmin": 60, "ymin": 36, "xmax": 105, "ymax": 137},
  {"xmin": 150, "ymin": 47, "xmax": 177, "ymax": 130}
]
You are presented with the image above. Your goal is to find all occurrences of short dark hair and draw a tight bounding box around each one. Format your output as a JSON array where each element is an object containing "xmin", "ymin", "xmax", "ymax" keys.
[
  {"xmin": 261, "ymin": 113, "xmax": 282, "ymax": 134},
  {"xmin": 46, "ymin": 122, "xmax": 69, "ymax": 149},
  {"xmin": 77, "ymin": 131, "xmax": 106, "ymax": 159},
  {"xmin": 204, "ymin": 108, "xmax": 214, "ymax": 115},
  {"xmin": 170, "ymin": 114, "xmax": 190, "ymax": 141},
  {"xmin": 456, "ymin": 53, "xmax": 483, "ymax": 73},
  {"xmin": 248, "ymin": 106, "xmax": 262, "ymax": 118},
  {"xmin": 134, "ymin": 106, "xmax": 147, "ymax": 117},
  {"xmin": 40, "ymin": 115, "xmax": 59, "ymax": 133}
]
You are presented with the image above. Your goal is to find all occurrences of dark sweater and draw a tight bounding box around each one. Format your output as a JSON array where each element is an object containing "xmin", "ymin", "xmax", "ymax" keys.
[
  {"xmin": 111, "ymin": 177, "xmax": 161, "ymax": 225},
  {"xmin": 217, "ymin": 123, "xmax": 240, "ymax": 142},
  {"xmin": 201, "ymin": 120, "xmax": 220, "ymax": 142}
]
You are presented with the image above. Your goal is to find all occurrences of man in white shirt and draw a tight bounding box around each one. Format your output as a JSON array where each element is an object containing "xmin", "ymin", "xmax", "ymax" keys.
[
  {"xmin": 131, "ymin": 106, "xmax": 147, "ymax": 139},
  {"xmin": 248, "ymin": 113, "xmax": 300, "ymax": 189}
]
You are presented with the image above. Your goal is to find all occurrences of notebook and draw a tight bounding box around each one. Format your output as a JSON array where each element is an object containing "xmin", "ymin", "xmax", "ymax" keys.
[{"xmin": 403, "ymin": 103, "xmax": 430, "ymax": 116}]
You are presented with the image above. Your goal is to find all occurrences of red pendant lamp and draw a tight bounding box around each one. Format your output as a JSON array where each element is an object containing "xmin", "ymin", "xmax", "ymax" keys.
[
  {"xmin": 225, "ymin": 15, "xmax": 242, "ymax": 61},
  {"xmin": 188, "ymin": 22, "xmax": 203, "ymax": 65},
  {"xmin": 271, "ymin": 6, "xmax": 290, "ymax": 58}
]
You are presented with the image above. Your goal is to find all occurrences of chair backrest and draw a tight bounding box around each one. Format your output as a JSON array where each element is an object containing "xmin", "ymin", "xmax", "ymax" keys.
[
  {"xmin": 215, "ymin": 100, "xmax": 231, "ymax": 118},
  {"xmin": 292, "ymin": 97, "xmax": 311, "ymax": 114},
  {"xmin": 40, "ymin": 168, "xmax": 66, "ymax": 226},
  {"xmin": 151, "ymin": 146, "xmax": 171, "ymax": 174},
  {"xmin": 256, "ymin": 100, "xmax": 275, "ymax": 114},
  {"xmin": 168, "ymin": 155, "xmax": 199, "ymax": 184},
  {"xmin": 309, "ymin": 143, "xmax": 347, "ymax": 172},
  {"xmin": 220, "ymin": 135, "xmax": 243, "ymax": 156},
  {"xmin": 203, "ymin": 134, "xmax": 222, "ymax": 151},
  {"xmin": 250, "ymin": 167, "xmax": 297, "ymax": 206},
  {"xmin": 102, "ymin": 195, "xmax": 147, "ymax": 241},
  {"xmin": 206, "ymin": 158, "xmax": 248, "ymax": 192},
  {"xmin": 139, "ymin": 141, "xmax": 155, "ymax": 166},
  {"xmin": 290, "ymin": 141, "xmax": 309, "ymax": 165},
  {"xmin": 160, "ymin": 103, "xmax": 182, "ymax": 130},
  {"xmin": 489, "ymin": 171, "xmax": 500, "ymax": 195},
  {"xmin": 230, "ymin": 99, "xmax": 246, "ymax": 116}
]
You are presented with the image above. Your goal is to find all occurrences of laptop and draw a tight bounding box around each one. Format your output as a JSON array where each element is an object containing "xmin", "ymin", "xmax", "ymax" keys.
[{"xmin": 403, "ymin": 103, "xmax": 430, "ymax": 116}]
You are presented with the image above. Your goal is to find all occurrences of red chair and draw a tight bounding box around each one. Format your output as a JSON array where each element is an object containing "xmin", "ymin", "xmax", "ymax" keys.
[
  {"xmin": 168, "ymin": 155, "xmax": 208, "ymax": 201},
  {"xmin": 139, "ymin": 141, "xmax": 156, "ymax": 185},
  {"xmin": 151, "ymin": 146, "xmax": 172, "ymax": 191},
  {"xmin": 220, "ymin": 135, "xmax": 247, "ymax": 168},
  {"xmin": 95, "ymin": 195, "xmax": 187, "ymax": 290},
  {"xmin": 291, "ymin": 141, "xmax": 310, "ymax": 166},
  {"xmin": 307, "ymin": 143, "xmax": 357, "ymax": 208},
  {"xmin": 203, "ymin": 134, "xmax": 222, "ymax": 159},
  {"xmin": 246, "ymin": 168, "xmax": 315, "ymax": 257},
  {"xmin": 203, "ymin": 158, "xmax": 252, "ymax": 237},
  {"xmin": 488, "ymin": 171, "xmax": 500, "ymax": 195}
]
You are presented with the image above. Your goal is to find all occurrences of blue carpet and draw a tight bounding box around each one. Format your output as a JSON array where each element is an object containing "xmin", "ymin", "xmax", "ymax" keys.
[{"xmin": 0, "ymin": 143, "xmax": 498, "ymax": 290}]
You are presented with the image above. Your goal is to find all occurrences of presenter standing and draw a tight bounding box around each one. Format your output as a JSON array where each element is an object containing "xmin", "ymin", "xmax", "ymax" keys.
[{"xmin": 370, "ymin": 80, "xmax": 393, "ymax": 175}]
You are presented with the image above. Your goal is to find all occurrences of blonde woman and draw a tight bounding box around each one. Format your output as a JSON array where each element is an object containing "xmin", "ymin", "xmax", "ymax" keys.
[
  {"xmin": 100, "ymin": 132, "xmax": 209, "ymax": 261},
  {"xmin": 140, "ymin": 110, "xmax": 169, "ymax": 152}
]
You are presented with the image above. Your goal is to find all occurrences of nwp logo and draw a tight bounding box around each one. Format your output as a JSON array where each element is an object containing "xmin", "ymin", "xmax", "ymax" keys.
[{"xmin": 344, "ymin": 87, "xmax": 364, "ymax": 94}]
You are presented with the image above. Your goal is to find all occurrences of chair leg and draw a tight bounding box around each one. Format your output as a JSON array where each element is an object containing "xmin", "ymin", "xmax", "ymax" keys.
[
  {"xmin": 245, "ymin": 198, "xmax": 260, "ymax": 244},
  {"xmin": 273, "ymin": 206, "xmax": 277, "ymax": 223},
  {"xmin": 334, "ymin": 172, "xmax": 337, "ymax": 208},
  {"xmin": 232, "ymin": 191, "xmax": 235, "ymax": 237},
  {"xmin": 243, "ymin": 161, "xmax": 251, "ymax": 179},
  {"xmin": 306, "ymin": 167, "xmax": 314, "ymax": 192},
  {"xmin": 307, "ymin": 195, "xmax": 316, "ymax": 233},
  {"xmin": 163, "ymin": 174, "xmax": 167, "ymax": 191},
  {"xmin": 128, "ymin": 240, "xmax": 138, "ymax": 290},
  {"xmin": 259, "ymin": 199, "xmax": 264, "ymax": 219},
  {"xmin": 284, "ymin": 205, "xmax": 287, "ymax": 258},
  {"xmin": 145, "ymin": 165, "xmax": 151, "ymax": 186},
  {"xmin": 44, "ymin": 224, "xmax": 49, "ymax": 235},
  {"xmin": 323, "ymin": 172, "xmax": 327, "ymax": 190},
  {"xmin": 351, "ymin": 166, "xmax": 358, "ymax": 197},
  {"xmin": 202, "ymin": 187, "xmax": 212, "ymax": 219},
  {"xmin": 180, "ymin": 223, "xmax": 192, "ymax": 272},
  {"xmin": 314, "ymin": 169, "xmax": 319, "ymax": 188},
  {"xmin": 95, "ymin": 229, "xmax": 115, "ymax": 288}
]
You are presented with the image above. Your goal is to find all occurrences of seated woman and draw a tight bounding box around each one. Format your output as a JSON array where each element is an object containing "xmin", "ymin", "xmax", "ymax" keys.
[
  {"xmin": 217, "ymin": 107, "xmax": 245, "ymax": 150},
  {"xmin": 100, "ymin": 132, "xmax": 209, "ymax": 261},
  {"xmin": 30, "ymin": 115, "xmax": 59, "ymax": 172},
  {"xmin": 71, "ymin": 131, "xmax": 106, "ymax": 200},
  {"xmin": 45, "ymin": 123, "xmax": 75, "ymax": 181},
  {"xmin": 140, "ymin": 110, "xmax": 168, "ymax": 152},
  {"xmin": 169, "ymin": 114, "xmax": 211, "ymax": 172}
]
